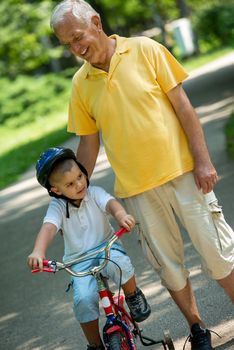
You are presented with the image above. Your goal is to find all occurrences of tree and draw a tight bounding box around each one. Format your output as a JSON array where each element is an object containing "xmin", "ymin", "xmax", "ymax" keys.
[{"xmin": 0, "ymin": 0, "xmax": 62, "ymax": 77}]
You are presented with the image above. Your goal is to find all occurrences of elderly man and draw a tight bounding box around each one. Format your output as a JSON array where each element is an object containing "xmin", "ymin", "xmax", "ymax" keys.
[{"xmin": 50, "ymin": 1, "xmax": 234, "ymax": 349}]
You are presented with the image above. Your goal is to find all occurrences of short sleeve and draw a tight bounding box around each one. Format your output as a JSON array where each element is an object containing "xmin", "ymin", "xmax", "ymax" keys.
[
  {"xmin": 150, "ymin": 41, "xmax": 189, "ymax": 93},
  {"xmin": 67, "ymin": 75, "xmax": 99, "ymax": 135},
  {"xmin": 43, "ymin": 199, "xmax": 63, "ymax": 232},
  {"xmin": 89, "ymin": 186, "xmax": 114, "ymax": 212}
]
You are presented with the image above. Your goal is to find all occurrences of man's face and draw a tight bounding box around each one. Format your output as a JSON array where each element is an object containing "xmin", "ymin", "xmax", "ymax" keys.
[{"xmin": 55, "ymin": 14, "xmax": 105, "ymax": 66}]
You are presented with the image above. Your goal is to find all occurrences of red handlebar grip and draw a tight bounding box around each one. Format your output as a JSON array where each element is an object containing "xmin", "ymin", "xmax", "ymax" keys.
[
  {"xmin": 43, "ymin": 259, "xmax": 49, "ymax": 266},
  {"xmin": 31, "ymin": 267, "xmax": 54, "ymax": 273},
  {"xmin": 115, "ymin": 227, "xmax": 129, "ymax": 238}
]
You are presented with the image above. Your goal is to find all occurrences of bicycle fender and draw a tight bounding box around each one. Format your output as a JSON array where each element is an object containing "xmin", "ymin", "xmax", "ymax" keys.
[{"xmin": 106, "ymin": 325, "xmax": 122, "ymax": 335}]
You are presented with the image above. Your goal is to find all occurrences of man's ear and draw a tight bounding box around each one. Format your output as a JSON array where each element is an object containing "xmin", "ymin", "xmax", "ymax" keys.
[
  {"xmin": 50, "ymin": 186, "xmax": 62, "ymax": 196},
  {"xmin": 91, "ymin": 15, "xmax": 102, "ymax": 31}
]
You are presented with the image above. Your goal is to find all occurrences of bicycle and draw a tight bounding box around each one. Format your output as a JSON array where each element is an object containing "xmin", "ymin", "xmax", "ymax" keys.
[{"xmin": 32, "ymin": 227, "xmax": 175, "ymax": 350}]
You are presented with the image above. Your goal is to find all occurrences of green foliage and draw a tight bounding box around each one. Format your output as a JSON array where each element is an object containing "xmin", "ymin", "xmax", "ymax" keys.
[
  {"xmin": 1, "ymin": 0, "xmax": 233, "ymax": 77},
  {"xmin": 0, "ymin": 69, "xmax": 76, "ymax": 126},
  {"xmin": 0, "ymin": 127, "xmax": 71, "ymax": 189},
  {"xmin": 0, "ymin": 0, "xmax": 62, "ymax": 77},
  {"xmin": 0, "ymin": 70, "xmax": 77, "ymax": 189},
  {"xmin": 192, "ymin": 1, "xmax": 234, "ymax": 50},
  {"xmin": 225, "ymin": 111, "xmax": 234, "ymax": 160},
  {"xmin": 96, "ymin": 0, "xmax": 179, "ymax": 35}
]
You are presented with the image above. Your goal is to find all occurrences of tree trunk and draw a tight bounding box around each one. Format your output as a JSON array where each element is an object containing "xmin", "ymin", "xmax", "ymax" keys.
[{"xmin": 176, "ymin": 0, "xmax": 190, "ymax": 17}]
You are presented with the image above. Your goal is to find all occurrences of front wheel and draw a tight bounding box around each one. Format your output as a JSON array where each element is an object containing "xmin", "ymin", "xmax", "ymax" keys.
[
  {"xmin": 108, "ymin": 331, "xmax": 132, "ymax": 350},
  {"xmin": 164, "ymin": 330, "xmax": 175, "ymax": 350}
]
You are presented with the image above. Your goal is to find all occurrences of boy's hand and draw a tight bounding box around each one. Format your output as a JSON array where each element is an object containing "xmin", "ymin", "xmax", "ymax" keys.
[
  {"xmin": 27, "ymin": 252, "xmax": 45, "ymax": 271},
  {"xmin": 118, "ymin": 214, "xmax": 135, "ymax": 231}
]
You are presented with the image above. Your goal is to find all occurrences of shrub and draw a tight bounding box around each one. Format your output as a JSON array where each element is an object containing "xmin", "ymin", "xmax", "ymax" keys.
[
  {"xmin": 225, "ymin": 111, "xmax": 234, "ymax": 159},
  {"xmin": 0, "ymin": 69, "xmax": 76, "ymax": 127},
  {"xmin": 193, "ymin": 2, "xmax": 234, "ymax": 51}
]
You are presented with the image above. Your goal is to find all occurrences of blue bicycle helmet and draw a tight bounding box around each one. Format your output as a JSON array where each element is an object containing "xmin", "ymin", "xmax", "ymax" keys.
[{"xmin": 36, "ymin": 147, "xmax": 89, "ymax": 190}]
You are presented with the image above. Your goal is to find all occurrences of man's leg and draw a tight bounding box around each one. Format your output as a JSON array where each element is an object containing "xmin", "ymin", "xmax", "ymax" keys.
[
  {"xmin": 168, "ymin": 279, "xmax": 205, "ymax": 328},
  {"xmin": 217, "ymin": 269, "xmax": 234, "ymax": 303}
]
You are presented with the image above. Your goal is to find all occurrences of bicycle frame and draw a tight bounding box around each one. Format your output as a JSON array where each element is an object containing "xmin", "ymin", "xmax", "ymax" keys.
[
  {"xmin": 97, "ymin": 272, "xmax": 137, "ymax": 350},
  {"xmin": 32, "ymin": 227, "xmax": 172, "ymax": 350}
]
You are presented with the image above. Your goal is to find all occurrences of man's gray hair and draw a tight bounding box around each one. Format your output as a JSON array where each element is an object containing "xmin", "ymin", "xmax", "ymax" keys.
[{"xmin": 50, "ymin": 0, "xmax": 100, "ymax": 30}]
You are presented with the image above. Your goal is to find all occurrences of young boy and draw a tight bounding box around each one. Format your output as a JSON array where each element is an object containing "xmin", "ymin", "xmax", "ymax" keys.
[{"xmin": 27, "ymin": 147, "xmax": 151, "ymax": 350}]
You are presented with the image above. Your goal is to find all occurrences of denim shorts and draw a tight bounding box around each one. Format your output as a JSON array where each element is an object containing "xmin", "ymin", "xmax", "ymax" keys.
[
  {"xmin": 70, "ymin": 242, "xmax": 134, "ymax": 323},
  {"xmin": 124, "ymin": 172, "xmax": 234, "ymax": 291}
]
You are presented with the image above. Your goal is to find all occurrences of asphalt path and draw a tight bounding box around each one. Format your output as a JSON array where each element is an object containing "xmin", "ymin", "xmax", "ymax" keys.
[{"xmin": 0, "ymin": 52, "xmax": 234, "ymax": 350}]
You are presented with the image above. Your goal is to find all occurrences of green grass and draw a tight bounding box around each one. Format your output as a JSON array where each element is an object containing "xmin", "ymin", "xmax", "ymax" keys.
[
  {"xmin": 1, "ymin": 46, "xmax": 234, "ymax": 190},
  {"xmin": 0, "ymin": 68, "xmax": 77, "ymax": 189},
  {"xmin": 180, "ymin": 46, "xmax": 233, "ymax": 72},
  {"xmin": 225, "ymin": 111, "xmax": 234, "ymax": 160},
  {"xmin": 0, "ymin": 112, "xmax": 72, "ymax": 188},
  {"xmin": 0, "ymin": 127, "xmax": 71, "ymax": 188}
]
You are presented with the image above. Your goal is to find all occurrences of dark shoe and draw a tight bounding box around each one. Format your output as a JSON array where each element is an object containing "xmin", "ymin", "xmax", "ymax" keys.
[
  {"xmin": 189, "ymin": 323, "xmax": 213, "ymax": 350},
  {"xmin": 87, "ymin": 344, "xmax": 105, "ymax": 350},
  {"xmin": 125, "ymin": 287, "xmax": 151, "ymax": 322}
]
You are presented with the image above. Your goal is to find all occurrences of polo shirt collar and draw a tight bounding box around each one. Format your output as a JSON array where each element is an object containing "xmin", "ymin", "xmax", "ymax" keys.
[
  {"xmin": 64, "ymin": 194, "xmax": 89, "ymax": 210},
  {"xmin": 83, "ymin": 34, "xmax": 130, "ymax": 78}
]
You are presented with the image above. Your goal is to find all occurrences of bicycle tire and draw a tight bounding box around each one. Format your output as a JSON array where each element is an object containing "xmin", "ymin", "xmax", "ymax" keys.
[
  {"xmin": 108, "ymin": 331, "xmax": 131, "ymax": 350},
  {"xmin": 163, "ymin": 330, "xmax": 175, "ymax": 350}
]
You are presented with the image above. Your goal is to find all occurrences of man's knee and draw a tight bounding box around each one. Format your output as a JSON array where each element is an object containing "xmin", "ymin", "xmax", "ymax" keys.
[{"xmin": 160, "ymin": 267, "xmax": 189, "ymax": 291}]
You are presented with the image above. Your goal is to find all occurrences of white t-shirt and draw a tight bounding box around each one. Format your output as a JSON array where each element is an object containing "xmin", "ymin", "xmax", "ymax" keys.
[{"xmin": 43, "ymin": 186, "xmax": 115, "ymax": 262}]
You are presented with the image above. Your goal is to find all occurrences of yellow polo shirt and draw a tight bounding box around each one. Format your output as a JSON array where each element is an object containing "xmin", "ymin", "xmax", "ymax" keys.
[{"xmin": 68, "ymin": 35, "xmax": 194, "ymax": 198}]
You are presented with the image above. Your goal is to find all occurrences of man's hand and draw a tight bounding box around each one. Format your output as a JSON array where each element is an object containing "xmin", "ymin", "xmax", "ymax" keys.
[{"xmin": 193, "ymin": 163, "xmax": 219, "ymax": 194}]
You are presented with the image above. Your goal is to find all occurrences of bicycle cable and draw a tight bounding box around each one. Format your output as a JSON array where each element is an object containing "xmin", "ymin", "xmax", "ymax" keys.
[{"xmin": 69, "ymin": 255, "xmax": 123, "ymax": 313}]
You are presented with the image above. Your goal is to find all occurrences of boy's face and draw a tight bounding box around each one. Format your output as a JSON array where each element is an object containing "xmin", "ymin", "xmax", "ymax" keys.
[{"xmin": 50, "ymin": 162, "xmax": 87, "ymax": 202}]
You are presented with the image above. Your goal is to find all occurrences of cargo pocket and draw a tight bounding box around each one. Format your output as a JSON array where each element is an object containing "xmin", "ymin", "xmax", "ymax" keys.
[
  {"xmin": 207, "ymin": 199, "xmax": 234, "ymax": 255},
  {"xmin": 208, "ymin": 200, "xmax": 222, "ymax": 218}
]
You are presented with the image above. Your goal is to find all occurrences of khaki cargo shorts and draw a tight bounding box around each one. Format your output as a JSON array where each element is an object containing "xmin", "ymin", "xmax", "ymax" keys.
[{"xmin": 123, "ymin": 172, "xmax": 234, "ymax": 291}]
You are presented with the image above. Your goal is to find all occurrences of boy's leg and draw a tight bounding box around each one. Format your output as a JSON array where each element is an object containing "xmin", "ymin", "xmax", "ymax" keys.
[
  {"xmin": 123, "ymin": 277, "xmax": 151, "ymax": 322},
  {"xmin": 121, "ymin": 275, "xmax": 136, "ymax": 295},
  {"xmin": 80, "ymin": 319, "xmax": 103, "ymax": 347},
  {"xmin": 71, "ymin": 260, "xmax": 102, "ymax": 347},
  {"xmin": 102, "ymin": 248, "xmax": 151, "ymax": 322}
]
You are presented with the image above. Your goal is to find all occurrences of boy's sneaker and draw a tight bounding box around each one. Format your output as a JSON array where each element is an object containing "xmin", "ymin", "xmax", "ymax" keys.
[
  {"xmin": 188, "ymin": 323, "xmax": 213, "ymax": 350},
  {"xmin": 125, "ymin": 287, "xmax": 151, "ymax": 322}
]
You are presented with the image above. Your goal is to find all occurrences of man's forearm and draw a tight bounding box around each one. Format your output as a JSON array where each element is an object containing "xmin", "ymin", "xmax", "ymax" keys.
[
  {"xmin": 167, "ymin": 85, "xmax": 211, "ymax": 166},
  {"xmin": 167, "ymin": 84, "xmax": 218, "ymax": 193},
  {"xmin": 177, "ymin": 103, "xmax": 211, "ymax": 166},
  {"xmin": 76, "ymin": 133, "xmax": 100, "ymax": 178}
]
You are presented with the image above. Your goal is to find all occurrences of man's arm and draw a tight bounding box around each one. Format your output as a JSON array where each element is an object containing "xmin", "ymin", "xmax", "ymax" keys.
[
  {"xmin": 167, "ymin": 84, "xmax": 218, "ymax": 194},
  {"xmin": 76, "ymin": 132, "xmax": 100, "ymax": 178}
]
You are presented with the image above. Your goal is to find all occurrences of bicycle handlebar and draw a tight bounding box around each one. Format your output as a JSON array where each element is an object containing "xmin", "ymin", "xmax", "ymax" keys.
[{"xmin": 31, "ymin": 227, "xmax": 129, "ymax": 277}]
